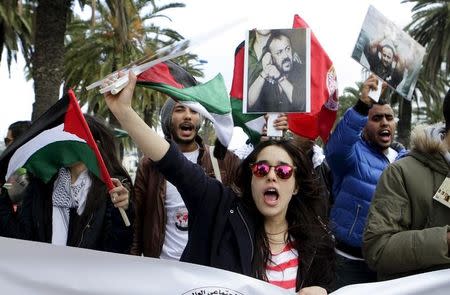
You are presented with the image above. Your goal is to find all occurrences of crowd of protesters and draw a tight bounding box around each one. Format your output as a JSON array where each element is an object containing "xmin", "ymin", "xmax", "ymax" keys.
[{"xmin": 0, "ymin": 61, "xmax": 449, "ymax": 295}]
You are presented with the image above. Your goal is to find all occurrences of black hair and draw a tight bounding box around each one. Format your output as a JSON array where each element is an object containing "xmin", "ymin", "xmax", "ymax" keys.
[
  {"xmin": 263, "ymin": 31, "xmax": 291, "ymax": 55},
  {"xmin": 235, "ymin": 139, "xmax": 335, "ymax": 290},
  {"xmin": 8, "ymin": 121, "xmax": 32, "ymax": 140},
  {"xmin": 84, "ymin": 115, "xmax": 131, "ymax": 183}
]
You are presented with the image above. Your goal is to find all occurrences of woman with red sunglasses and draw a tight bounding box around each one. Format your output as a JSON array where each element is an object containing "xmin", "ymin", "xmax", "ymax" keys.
[{"xmin": 104, "ymin": 72, "xmax": 335, "ymax": 294}]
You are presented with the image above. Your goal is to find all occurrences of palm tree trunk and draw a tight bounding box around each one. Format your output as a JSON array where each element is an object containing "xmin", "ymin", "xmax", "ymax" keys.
[
  {"xmin": 31, "ymin": 0, "xmax": 72, "ymax": 120},
  {"xmin": 397, "ymin": 97, "xmax": 412, "ymax": 147}
]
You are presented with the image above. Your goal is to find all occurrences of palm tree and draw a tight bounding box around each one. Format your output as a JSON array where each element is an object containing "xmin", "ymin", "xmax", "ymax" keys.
[
  {"xmin": 401, "ymin": 0, "xmax": 449, "ymax": 144},
  {"xmin": 0, "ymin": 0, "xmax": 32, "ymax": 73},
  {"xmin": 403, "ymin": 0, "xmax": 449, "ymax": 80},
  {"xmin": 337, "ymin": 82, "xmax": 362, "ymax": 120},
  {"xmin": 64, "ymin": 0, "xmax": 202, "ymax": 130},
  {"xmin": 31, "ymin": 0, "xmax": 73, "ymax": 120},
  {"xmin": 413, "ymin": 69, "xmax": 448, "ymax": 124}
]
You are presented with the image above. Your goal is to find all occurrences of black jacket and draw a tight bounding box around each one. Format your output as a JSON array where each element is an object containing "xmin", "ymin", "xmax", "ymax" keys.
[
  {"xmin": 157, "ymin": 142, "xmax": 332, "ymax": 290},
  {"xmin": 0, "ymin": 173, "xmax": 134, "ymax": 254}
]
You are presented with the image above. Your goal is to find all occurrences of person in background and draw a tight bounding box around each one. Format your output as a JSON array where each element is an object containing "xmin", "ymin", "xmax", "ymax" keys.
[
  {"xmin": 0, "ymin": 115, "xmax": 134, "ymax": 254},
  {"xmin": 131, "ymin": 61, "xmax": 241, "ymax": 260},
  {"xmin": 325, "ymin": 75, "xmax": 407, "ymax": 289},
  {"xmin": 1, "ymin": 121, "xmax": 32, "ymax": 212},
  {"xmin": 363, "ymin": 88, "xmax": 450, "ymax": 280},
  {"xmin": 4, "ymin": 121, "xmax": 32, "ymax": 148},
  {"xmin": 132, "ymin": 97, "xmax": 241, "ymax": 259}
]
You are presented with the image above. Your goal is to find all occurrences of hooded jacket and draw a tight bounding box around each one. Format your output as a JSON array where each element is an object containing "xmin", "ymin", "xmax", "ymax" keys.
[{"xmin": 363, "ymin": 123, "xmax": 450, "ymax": 280}]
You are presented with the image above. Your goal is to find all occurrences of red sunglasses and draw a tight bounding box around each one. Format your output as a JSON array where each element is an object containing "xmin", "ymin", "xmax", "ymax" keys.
[{"xmin": 250, "ymin": 161, "xmax": 296, "ymax": 180}]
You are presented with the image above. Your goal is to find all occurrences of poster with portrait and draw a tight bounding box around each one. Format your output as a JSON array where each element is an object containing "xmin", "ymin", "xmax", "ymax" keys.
[
  {"xmin": 243, "ymin": 28, "xmax": 311, "ymax": 114},
  {"xmin": 433, "ymin": 177, "xmax": 450, "ymax": 209},
  {"xmin": 351, "ymin": 5, "xmax": 425, "ymax": 100}
]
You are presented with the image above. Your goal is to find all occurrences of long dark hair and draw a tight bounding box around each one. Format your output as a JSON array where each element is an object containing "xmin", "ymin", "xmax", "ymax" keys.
[
  {"xmin": 84, "ymin": 115, "xmax": 130, "ymax": 181},
  {"xmin": 235, "ymin": 139, "xmax": 335, "ymax": 290},
  {"xmin": 68, "ymin": 115, "xmax": 133, "ymax": 242}
]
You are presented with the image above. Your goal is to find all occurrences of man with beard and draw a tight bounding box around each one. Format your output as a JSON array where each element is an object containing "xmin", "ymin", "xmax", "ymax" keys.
[
  {"xmin": 247, "ymin": 31, "xmax": 306, "ymax": 113},
  {"xmin": 364, "ymin": 38, "xmax": 404, "ymax": 89},
  {"xmin": 325, "ymin": 75, "xmax": 407, "ymax": 289},
  {"xmin": 364, "ymin": 89, "xmax": 450, "ymax": 280},
  {"xmin": 131, "ymin": 95, "xmax": 241, "ymax": 260}
]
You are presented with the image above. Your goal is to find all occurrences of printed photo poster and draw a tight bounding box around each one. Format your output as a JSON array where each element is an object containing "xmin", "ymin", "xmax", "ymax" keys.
[
  {"xmin": 243, "ymin": 28, "xmax": 311, "ymax": 114},
  {"xmin": 351, "ymin": 5, "xmax": 425, "ymax": 100},
  {"xmin": 433, "ymin": 177, "xmax": 450, "ymax": 209}
]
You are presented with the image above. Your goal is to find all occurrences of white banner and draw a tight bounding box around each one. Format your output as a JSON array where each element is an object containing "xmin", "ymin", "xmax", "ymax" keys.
[
  {"xmin": 0, "ymin": 237, "xmax": 290, "ymax": 295},
  {"xmin": 331, "ymin": 268, "xmax": 450, "ymax": 295},
  {"xmin": 0, "ymin": 236, "xmax": 449, "ymax": 294}
]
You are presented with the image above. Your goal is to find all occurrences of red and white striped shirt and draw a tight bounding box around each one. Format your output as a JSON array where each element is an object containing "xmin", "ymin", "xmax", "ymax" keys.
[{"xmin": 266, "ymin": 242, "xmax": 299, "ymax": 293}]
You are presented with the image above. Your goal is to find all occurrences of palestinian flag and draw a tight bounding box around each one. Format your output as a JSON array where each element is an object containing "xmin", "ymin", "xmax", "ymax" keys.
[
  {"xmin": 229, "ymin": 15, "xmax": 339, "ymax": 145},
  {"xmin": 136, "ymin": 61, "xmax": 234, "ymax": 147},
  {"xmin": 230, "ymin": 41, "xmax": 266, "ymax": 146},
  {"xmin": 288, "ymin": 14, "xmax": 339, "ymax": 143},
  {"xmin": 0, "ymin": 90, "xmax": 114, "ymax": 191}
]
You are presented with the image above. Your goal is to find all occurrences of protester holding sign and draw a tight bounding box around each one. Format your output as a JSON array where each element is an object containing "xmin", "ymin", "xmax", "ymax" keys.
[
  {"xmin": 325, "ymin": 75, "xmax": 407, "ymax": 289},
  {"xmin": 104, "ymin": 72, "xmax": 335, "ymax": 294},
  {"xmin": 363, "ymin": 89, "xmax": 450, "ymax": 280}
]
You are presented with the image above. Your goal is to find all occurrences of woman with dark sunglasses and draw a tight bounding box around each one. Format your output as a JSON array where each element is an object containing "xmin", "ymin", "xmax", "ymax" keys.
[{"xmin": 104, "ymin": 72, "xmax": 335, "ymax": 294}]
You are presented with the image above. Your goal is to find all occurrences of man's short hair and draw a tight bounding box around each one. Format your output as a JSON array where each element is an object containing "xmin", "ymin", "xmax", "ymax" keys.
[{"xmin": 263, "ymin": 31, "xmax": 290, "ymax": 54}]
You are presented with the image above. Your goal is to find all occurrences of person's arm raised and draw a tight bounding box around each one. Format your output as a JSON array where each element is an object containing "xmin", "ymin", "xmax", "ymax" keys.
[{"xmin": 104, "ymin": 71, "xmax": 169, "ymax": 161}]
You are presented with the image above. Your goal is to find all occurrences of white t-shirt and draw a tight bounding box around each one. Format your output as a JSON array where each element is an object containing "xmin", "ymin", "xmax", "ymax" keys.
[
  {"xmin": 384, "ymin": 147, "xmax": 399, "ymax": 163},
  {"xmin": 159, "ymin": 147, "xmax": 200, "ymax": 260}
]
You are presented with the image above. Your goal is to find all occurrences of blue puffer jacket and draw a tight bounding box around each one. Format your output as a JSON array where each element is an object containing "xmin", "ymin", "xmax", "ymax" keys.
[{"xmin": 325, "ymin": 107, "xmax": 407, "ymax": 248}]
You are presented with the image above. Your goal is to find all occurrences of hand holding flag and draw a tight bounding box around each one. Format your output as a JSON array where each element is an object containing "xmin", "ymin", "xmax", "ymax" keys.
[{"xmin": 0, "ymin": 90, "xmax": 131, "ymax": 226}]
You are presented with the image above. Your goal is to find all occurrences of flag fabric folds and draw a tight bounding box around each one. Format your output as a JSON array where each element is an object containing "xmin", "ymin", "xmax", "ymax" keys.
[
  {"xmin": 0, "ymin": 90, "xmax": 114, "ymax": 191},
  {"xmin": 230, "ymin": 42, "xmax": 266, "ymax": 146},
  {"xmin": 136, "ymin": 62, "xmax": 234, "ymax": 147},
  {"xmin": 288, "ymin": 14, "xmax": 339, "ymax": 143}
]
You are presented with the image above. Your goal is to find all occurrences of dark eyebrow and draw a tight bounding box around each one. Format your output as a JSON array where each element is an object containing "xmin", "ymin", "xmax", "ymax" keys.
[
  {"xmin": 371, "ymin": 112, "xmax": 393, "ymax": 118},
  {"xmin": 256, "ymin": 160, "xmax": 291, "ymax": 166}
]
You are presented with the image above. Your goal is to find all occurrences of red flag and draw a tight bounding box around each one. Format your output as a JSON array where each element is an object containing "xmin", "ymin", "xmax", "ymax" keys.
[
  {"xmin": 287, "ymin": 14, "xmax": 339, "ymax": 143},
  {"xmin": 66, "ymin": 90, "xmax": 114, "ymax": 191},
  {"xmin": 63, "ymin": 91, "xmax": 130, "ymax": 225},
  {"xmin": 137, "ymin": 62, "xmax": 185, "ymax": 88}
]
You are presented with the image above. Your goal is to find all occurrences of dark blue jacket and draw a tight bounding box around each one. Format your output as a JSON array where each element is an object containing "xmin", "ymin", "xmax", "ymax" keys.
[{"xmin": 325, "ymin": 107, "xmax": 407, "ymax": 248}]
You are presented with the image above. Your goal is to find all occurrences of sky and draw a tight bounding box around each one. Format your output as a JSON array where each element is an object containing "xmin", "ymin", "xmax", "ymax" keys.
[{"xmin": 0, "ymin": 0, "xmax": 415, "ymax": 144}]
